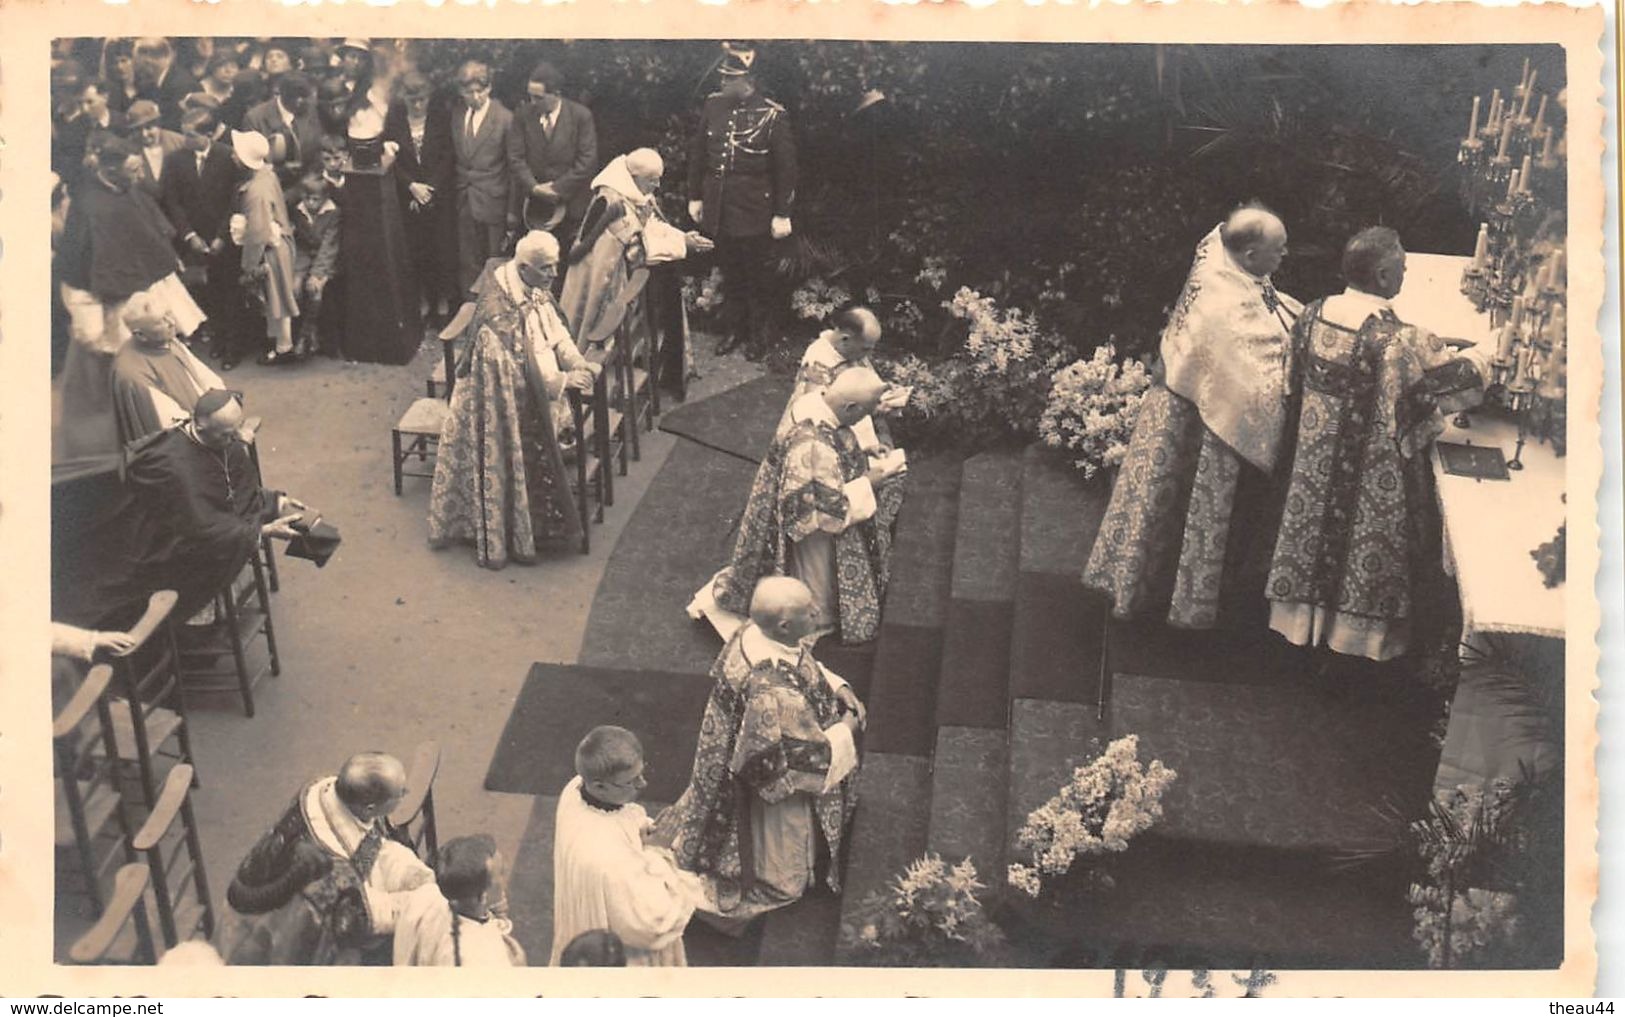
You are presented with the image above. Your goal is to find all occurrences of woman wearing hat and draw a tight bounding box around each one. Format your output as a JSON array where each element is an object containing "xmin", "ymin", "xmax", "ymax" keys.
[
  {"xmin": 230, "ymin": 129, "xmax": 301, "ymax": 366},
  {"xmin": 333, "ymin": 43, "xmax": 421, "ymax": 364}
]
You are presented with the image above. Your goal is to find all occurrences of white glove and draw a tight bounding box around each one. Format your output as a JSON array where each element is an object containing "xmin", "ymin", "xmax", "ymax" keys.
[
  {"xmin": 228, "ymin": 213, "xmax": 247, "ymax": 245},
  {"xmin": 687, "ymin": 200, "xmax": 704, "ymax": 224},
  {"xmin": 770, "ymin": 216, "xmax": 793, "ymax": 240}
]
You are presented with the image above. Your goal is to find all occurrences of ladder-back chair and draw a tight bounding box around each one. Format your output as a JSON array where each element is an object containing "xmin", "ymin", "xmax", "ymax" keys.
[
  {"xmin": 55, "ymin": 663, "xmax": 139, "ymax": 919},
  {"xmin": 68, "ymin": 864, "xmax": 158, "ymax": 965},
  {"xmin": 390, "ymin": 740, "xmax": 443, "ymax": 863},
  {"xmin": 131, "ymin": 763, "xmax": 215, "ymax": 949},
  {"xmin": 103, "ymin": 590, "xmax": 197, "ymax": 814},
  {"xmin": 392, "ymin": 304, "xmax": 472, "ymax": 496}
]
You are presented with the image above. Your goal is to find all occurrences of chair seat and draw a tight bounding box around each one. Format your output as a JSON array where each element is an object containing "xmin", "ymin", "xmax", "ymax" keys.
[
  {"xmin": 55, "ymin": 779, "xmax": 123, "ymax": 848},
  {"xmin": 101, "ymin": 701, "xmax": 182, "ymax": 763},
  {"xmin": 397, "ymin": 399, "xmax": 451, "ymax": 436}
]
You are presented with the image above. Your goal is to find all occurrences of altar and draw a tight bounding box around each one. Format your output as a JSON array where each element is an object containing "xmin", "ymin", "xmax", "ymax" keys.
[{"xmin": 1392, "ymin": 252, "xmax": 1566, "ymax": 795}]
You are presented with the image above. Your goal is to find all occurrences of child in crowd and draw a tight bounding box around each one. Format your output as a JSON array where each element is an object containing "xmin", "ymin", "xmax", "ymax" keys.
[
  {"xmin": 550, "ymin": 726, "xmax": 701, "ymax": 966},
  {"xmin": 288, "ymin": 172, "xmax": 341, "ymax": 356}
]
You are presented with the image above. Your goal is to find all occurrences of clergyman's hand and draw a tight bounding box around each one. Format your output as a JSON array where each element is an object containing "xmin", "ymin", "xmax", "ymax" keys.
[
  {"xmin": 684, "ymin": 231, "xmax": 715, "ymax": 255},
  {"xmin": 837, "ymin": 686, "xmax": 867, "ymax": 727},
  {"xmin": 95, "ymin": 631, "xmax": 139, "ymax": 657},
  {"xmin": 565, "ymin": 368, "xmax": 596, "ymax": 392},
  {"xmin": 278, "ymin": 495, "xmax": 308, "ymax": 514},
  {"xmin": 687, "ymin": 200, "xmax": 703, "ymax": 224},
  {"xmin": 262, "ymin": 513, "xmax": 304, "ymax": 540}
]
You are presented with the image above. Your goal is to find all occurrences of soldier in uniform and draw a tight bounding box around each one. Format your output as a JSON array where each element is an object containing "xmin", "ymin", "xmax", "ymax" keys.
[{"xmin": 686, "ymin": 42, "xmax": 798, "ymax": 357}]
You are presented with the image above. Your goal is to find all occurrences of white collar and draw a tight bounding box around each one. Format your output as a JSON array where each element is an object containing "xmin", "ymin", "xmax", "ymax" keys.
[
  {"xmin": 790, "ymin": 390, "xmax": 838, "ymax": 428},
  {"xmin": 588, "ymin": 155, "xmax": 653, "ymax": 207},
  {"xmin": 804, "ymin": 333, "xmax": 843, "ymax": 369},
  {"xmin": 1221, "ymin": 243, "xmax": 1272, "ymax": 285},
  {"xmin": 497, "ymin": 261, "xmax": 537, "ymax": 305},
  {"xmin": 1336, "ymin": 287, "xmax": 1393, "ymax": 312},
  {"xmin": 275, "ymin": 97, "xmax": 294, "ymax": 124},
  {"xmin": 740, "ymin": 622, "xmax": 803, "ymax": 667},
  {"xmin": 304, "ymin": 776, "xmax": 376, "ymax": 858}
]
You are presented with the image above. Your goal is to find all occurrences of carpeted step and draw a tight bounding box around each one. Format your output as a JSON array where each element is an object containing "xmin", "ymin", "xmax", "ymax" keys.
[
  {"xmin": 924, "ymin": 726, "xmax": 1008, "ymax": 877},
  {"xmin": 863, "ymin": 453, "xmax": 965, "ymax": 756},
  {"xmin": 934, "ymin": 453, "xmax": 1023, "ymax": 730},
  {"xmin": 1106, "ymin": 616, "xmax": 1301, "ymax": 688},
  {"xmin": 1010, "ymin": 448, "xmax": 1111, "ymax": 703},
  {"xmin": 1002, "ymin": 696, "xmax": 1424, "ymax": 968},
  {"xmin": 832, "ymin": 752, "xmax": 932, "ymax": 964}
]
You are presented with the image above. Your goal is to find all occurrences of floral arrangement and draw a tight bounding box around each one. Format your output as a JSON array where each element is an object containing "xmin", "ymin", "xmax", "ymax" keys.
[
  {"xmin": 1038, "ymin": 342, "xmax": 1153, "ymax": 480},
  {"xmin": 838, "ymin": 854, "xmax": 1006, "ymax": 966},
  {"xmin": 680, "ymin": 267, "xmax": 726, "ymax": 316},
  {"xmin": 790, "ymin": 276, "xmax": 854, "ymax": 322},
  {"xmin": 1405, "ymin": 780, "xmax": 1547, "ymax": 968},
  {"xmin": 1007, "ymin": 734, "xmax": 1177, "ymax": 898},
  {"xmin": 1531, "ymin": 523, "xmax": 1565, "ymax": 588}
]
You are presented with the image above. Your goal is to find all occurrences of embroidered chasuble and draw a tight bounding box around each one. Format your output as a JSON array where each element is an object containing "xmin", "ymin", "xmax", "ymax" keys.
[
  {"xmin": 694, "ymin": 391, "xmax": 898, "ymax": 644},
  {"xmin": 1266, "ymin": 292, "xmax": 1487, "ymax": 661},
  {"xmin": 652, "ymin": 624, "xmax": 859, "ymax": 921},
  {"xmin": 1083, "ymin": 226, "xmax": 1301, "ymax": 629}
]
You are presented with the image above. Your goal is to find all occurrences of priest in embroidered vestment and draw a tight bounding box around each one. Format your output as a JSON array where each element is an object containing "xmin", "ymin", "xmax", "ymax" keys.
[
  {"xmin": 1267, "ymin": 227, "xmax": 1488, "ymax": 662},
  {"xmin": 1083, "ymin": 205, "xmax": 1304, "ymax": 630},
  {"xmin": 689, "ymin": 367, "xmax": 904, "ymax": 645},
  {"xmin": 219, "ymin": 752, "xmax": 435, "ymax": 965},
  {"xmin": 427, "ymin": 230, "xmax": 601, "ymax": 569},
  {"xmin": 559, "ymin": 148, "xmax": 711, "ymax": 350},
  {"xmin": 655, "ymin": 577, "xmax": 865, "ymax": 924},
  {"xmin": 551, "ymin": 726, "xmax": 703, "ymax": 966}
]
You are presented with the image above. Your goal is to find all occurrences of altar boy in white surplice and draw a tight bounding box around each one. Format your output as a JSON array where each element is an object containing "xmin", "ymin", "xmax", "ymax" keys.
[{"xmin": 550, "ymin": 726, "xmax": 703, "ymax": 966}]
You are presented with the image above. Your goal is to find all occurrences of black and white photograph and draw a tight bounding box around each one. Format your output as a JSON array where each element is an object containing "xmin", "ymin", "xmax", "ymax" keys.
[{"xmin": 2, "ymin": 0, "xmax": 1609, "ymax": 997}]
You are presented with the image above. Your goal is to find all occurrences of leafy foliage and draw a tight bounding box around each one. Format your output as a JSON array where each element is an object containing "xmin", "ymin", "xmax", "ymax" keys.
[{"xmin": 838, "ymin": 854, "xmax": 1008, "ymax": 967}]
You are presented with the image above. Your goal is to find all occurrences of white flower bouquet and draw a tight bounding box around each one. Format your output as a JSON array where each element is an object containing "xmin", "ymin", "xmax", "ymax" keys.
[
  {"xmin": 1038, "ymin": 343, "xmax": 1152, "ymax": 480},
  {"xmin": 1007, "ymin": 734, "xmax": 1177, "ymax": 898}
]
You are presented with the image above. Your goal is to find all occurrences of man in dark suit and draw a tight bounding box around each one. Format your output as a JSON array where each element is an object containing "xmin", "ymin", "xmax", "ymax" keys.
[
  {"xmin": 161, "ymin": 107, "xmax": 244, "ymax": 358},
  {"xmin": 687, "ymin": 43, "xmax": 798, "ymax": 357},
  {"xmin": 56, "ymin": 79, "xmax": 129, "ymax": 188},
  {"xmin": 451, "ymin": 59, "xmax": 518, "ymax": 293},
  {"xmin": 133, "ymin": 38, "xmax": 199, "ymax": 131},
  {"xmin": 126, "ymin": 100, "xmax": 187, "ymax": 200},
  {"xmin": 506, "ymin": 61, "xmax": 598, "ymax": 251},
  {"xmin": 386, "ymin": 71, "xmax": 460, "ymax": 324},
  {"xmin": 241, "ymin": 72, "xmax": 324, "ymax": 187}
]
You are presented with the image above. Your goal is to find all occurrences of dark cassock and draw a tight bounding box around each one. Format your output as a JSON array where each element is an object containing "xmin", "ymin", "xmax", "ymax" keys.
[
  {"xmin": 119, "ymin": 417, "xmax": 283, "ymax": 619},
  {"xmin": 337, "ymin": 91, "xmax": 422, "ymax": 364},
  {"xmin": 690, "ymin": 390, "xmax": 898, "ymax": 645},
  {"xmin": 216, "ymin": 776, "xmax": 434, "ymax": 965},
  {"xmin": 110, "ymin": 335, "xmax": 224, "ymax": 443},
  {"xmin": 427, "ymin": 259, "xmax": 587, "ymax": 568},
  {"xmin": 1266, "ymin": 290, "xmax": 1487, "ymax": 662},
  {"xmin": 559, "ymin": 154, "xmax": 693, "ymax": 349},
  {"xmin": 1083, "ymin": 223, "xmax": 1302, "ymax": 630},
  {"xmin": 652, "ymin": 621, "xmax": 859, "ymax": 923}
]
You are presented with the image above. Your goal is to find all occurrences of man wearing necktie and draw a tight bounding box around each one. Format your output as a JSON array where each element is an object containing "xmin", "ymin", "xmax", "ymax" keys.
[
  {"xmin": 221, "ymin": 752, "xmax": 434, "ymax": 965},
  {"xmin": 1085, "ymin": 204, "xmax": 1305, "ymax": 632},
  {"xmin": 508, "ymin": 61, "xmax": 599, "ymax": 255},
  {"xmin": 451, "ymin": 59, "xmax": 518, "ymax": 294}
]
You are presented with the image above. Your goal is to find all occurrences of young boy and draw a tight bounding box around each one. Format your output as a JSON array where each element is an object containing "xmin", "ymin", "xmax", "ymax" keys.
[
  {"xmin": 288, "ymin": 172, "xmax": 340, "ymax": 356},
  {"xmin": 393, "ymin": 834, "xmax": 526, "ymax": 967},
  {"xmin": 550, "ymin": 726, "xmax": 702, "ymax": 966}
]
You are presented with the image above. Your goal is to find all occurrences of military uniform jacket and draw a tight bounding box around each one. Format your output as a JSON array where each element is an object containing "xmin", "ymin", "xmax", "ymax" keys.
[{"xmin": 687, "ymin": 92, "xmax": 797, "ymax": 238}]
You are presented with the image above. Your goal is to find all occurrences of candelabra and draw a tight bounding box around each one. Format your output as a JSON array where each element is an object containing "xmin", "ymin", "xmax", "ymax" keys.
[{"xmin": 1456, "ymin": 57, "xmax": 1567, "ymax": 451}]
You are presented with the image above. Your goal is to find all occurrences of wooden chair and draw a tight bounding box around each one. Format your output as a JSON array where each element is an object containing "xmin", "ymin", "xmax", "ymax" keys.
[
  {"xmin": 241, "ymin": 415, "xmax": 279, "ymax": 594},
  {"xmin": 69, "ymin": 864, "xmax": 158, "ymax": 965},
  {"xmin": 392, "ymin": 305, "xmax": 470, "ymax": 496},
  {"xmin": 565, "ymin": 386, "xmax": 603, "ymax": 555},
  {"xmin": 55, "ymin": 663, "xmax": 139, "ymax": 919},
  {"xmin": 131, "ymin": 763, "xmax": 215, "ymax": 950},
  {"xmin": 102, "ymin": 590, "xmax": 198, "ymax": 813},
  {"xmin": 390, "ymin": 741, "xmax": 443, "ymax": 863},
  {"xmin": 615, "ymin": 293, "xmax": 661, "ymax": 461},
  {"xmin": 426, "ymin": 302, "xmax": 477, "ymax": 398},
  {"xmin": 176, "ymin": 552, "xmax": 279, "ymax": 718}
]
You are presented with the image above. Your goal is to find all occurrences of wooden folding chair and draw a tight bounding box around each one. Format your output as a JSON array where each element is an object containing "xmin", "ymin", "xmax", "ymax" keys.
[
  {"xmin": 131, "ymin": 763, "xmax": 215, "ymax": 950},
  {"xmin": 392, "ymin": 304, "xmax": 471, "ymax": 495},
  {"xmin": 390, "ymin": 741, "xmax": 443, "ymax": 863},
  {"xmin": 103, "ymin": 590, "xmax": 198, "ymax": 813},
  {"xmin": 69, "ymin": 864, "xmax": 158, "ymax": 965},
  {"xmin": 241, "ymin": 416, "xmax": 279, "ymax": 594},
  {"xmin": 55, "ymin": 663, "xmax": 139, "ymax": 919},
  {"xmin": 176, "ymin": 553, "xmax": 279, "ymax": 718}
]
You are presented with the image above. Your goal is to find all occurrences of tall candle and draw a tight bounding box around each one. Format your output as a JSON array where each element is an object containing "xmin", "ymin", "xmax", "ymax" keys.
[
  {"xmin": 1468, "ymin": 95, "xmax": 1481, "ymax": 140},
  {"xmin": 1534, "ymin": 94, "xmax": 1549, "ymax": 135},
  {"xmin": 1490, "ymin": 89, "xmax": 1502, "ymax": 130},
  {"xmin": 1496, "ymin": 323, "xmax": 1517, "ymax": 361},
  {"xmin": 1472, "ymin": 224, "xmax": 1489, "ymax": 268},
  {"xmin": 1519, "ymin": 153, "xmax": 1533, "ymax": 191},
  {"xmin": 1551, "ymin": 248, "xmax": 1564, "ymax": 289},
  {"xmin": 1541, "ymin": 128, "xmax": 1555, "ymax": 161},
  {"xmin": 1506, "ymin": 169, "xmax": 1521, "ymax": 200},
  {"xmin": 1511, "ymin": 295, "xmax": 1525, "ymax": 327},
  {"xmin": 1521, "ymin": 58, "xmax": 1531, "ymax": 89},
  {"xmin": 1498, "ymin": 118, "xmax": 1513, "ymax": 159}
]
